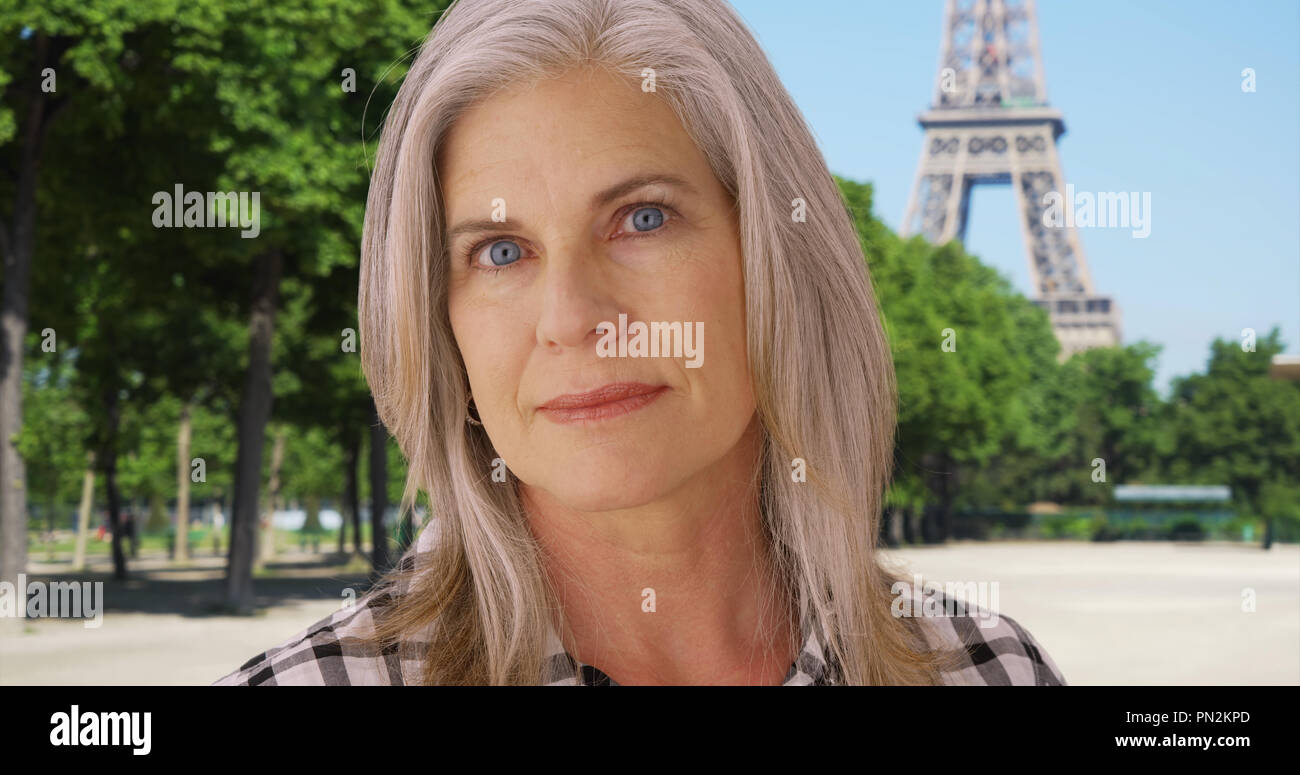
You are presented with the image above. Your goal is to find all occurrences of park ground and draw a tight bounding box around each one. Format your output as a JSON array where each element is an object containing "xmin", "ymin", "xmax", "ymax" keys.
[{"xmin": 1, "ymin": 541, "xmax": 1296, "ymax": 685}]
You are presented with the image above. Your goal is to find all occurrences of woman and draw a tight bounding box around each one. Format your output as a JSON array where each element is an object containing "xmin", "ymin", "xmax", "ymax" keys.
[{"xmin": 215, "ymin": 0, "xmax": 1065, "ymax": 686}]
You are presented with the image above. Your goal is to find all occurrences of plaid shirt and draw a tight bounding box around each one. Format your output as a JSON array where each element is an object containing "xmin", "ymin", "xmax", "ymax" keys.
[{"xmin": 214, "ymin": 524, "xmax": 1066, "ymax": 686}]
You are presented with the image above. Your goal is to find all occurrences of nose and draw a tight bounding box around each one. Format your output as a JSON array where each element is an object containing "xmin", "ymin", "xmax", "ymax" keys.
[{"xmin": 534, "ymin": 245, "xmax": 621, "ymax": 354}]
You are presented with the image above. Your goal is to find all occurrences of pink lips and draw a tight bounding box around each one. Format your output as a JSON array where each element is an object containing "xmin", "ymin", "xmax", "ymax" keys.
[{"xmin": 537, "ymin": 382, "xmax": 668, "ymax": 424}]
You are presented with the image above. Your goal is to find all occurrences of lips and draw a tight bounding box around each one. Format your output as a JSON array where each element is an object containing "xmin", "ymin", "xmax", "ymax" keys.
[{"xmin": 537, "ymin": 382, "xmax": 668, "ymax": 424}]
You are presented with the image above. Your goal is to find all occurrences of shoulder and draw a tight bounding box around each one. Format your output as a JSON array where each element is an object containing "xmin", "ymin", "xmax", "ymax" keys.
[
  {"xmin": 904, "ymin": 586, "xmax": 1067, "ymax": 686},
  {"xmin": 212, "ymin": 588, "xmax": 406, "ymax": 686}
]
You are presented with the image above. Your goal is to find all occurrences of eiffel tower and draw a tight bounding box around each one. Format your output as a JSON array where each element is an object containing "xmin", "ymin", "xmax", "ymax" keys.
[{"xmin": 901, "ymin": 0, "xmax": 1121, "ymax": 359}]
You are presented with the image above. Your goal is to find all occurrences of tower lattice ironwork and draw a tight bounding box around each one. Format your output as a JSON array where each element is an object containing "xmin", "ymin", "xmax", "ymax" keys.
[{"xmin": 901, "ymin": 0, "xmax": 1121, "ymax": 358}]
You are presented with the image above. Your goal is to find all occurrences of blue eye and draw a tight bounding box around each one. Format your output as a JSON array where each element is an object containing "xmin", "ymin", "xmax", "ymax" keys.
[
  {"xmin": 484, "ymin": 239, "xmax": 521, "ymax": 266},
  {"xmin": 630, "ymin": 206, "xmax": 665, "ymax": 232}
]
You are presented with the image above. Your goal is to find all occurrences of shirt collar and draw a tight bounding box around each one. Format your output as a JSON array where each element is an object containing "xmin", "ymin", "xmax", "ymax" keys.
[{"xmin": 539, "ymin": 597, "xmax": 838, "ymax": 685}]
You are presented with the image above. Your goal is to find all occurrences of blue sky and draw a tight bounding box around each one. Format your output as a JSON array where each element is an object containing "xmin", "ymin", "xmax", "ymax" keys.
[{"xmin": 728, "ymin": 0, "xmax": 1300, "ymax": 392}]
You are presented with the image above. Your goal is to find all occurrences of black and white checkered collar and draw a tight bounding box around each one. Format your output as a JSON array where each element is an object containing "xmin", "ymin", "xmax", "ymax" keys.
[{"xmin": 539, "ymin": 599, "xmax": 838, "ymax": 686}]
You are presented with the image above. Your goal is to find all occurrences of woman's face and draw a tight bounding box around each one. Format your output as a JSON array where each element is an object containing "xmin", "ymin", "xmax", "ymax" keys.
[{"xmin": 440, "ymin": 65, "xmax": 756, "ymax": 511}]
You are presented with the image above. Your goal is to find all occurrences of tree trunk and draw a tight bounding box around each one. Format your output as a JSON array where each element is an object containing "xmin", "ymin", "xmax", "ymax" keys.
[
  {"xmin": 342, "ymin": 428, "xmax": 361, "ymax": 556},
  {"xmin": 102, "ymin": 384, "xmax": 127, "ymax": 581},
  {"xmin": 937, "ymin": 453, "xmax": 955, "ymax": 542},
  {"xmin": 256, "ymin": 426, "xmax": 286, "ymax": 567},
  {"xmin": 174, "ymin": 400, "xmax": 192, "ymax": 562},
  {"xmin": 920, "ymin": 454, "xmax": 955, "ymax": 544},
  {"xmin": 105, "ymin": 468, "xmax": 126, "ymax": 579},
  {"xmin": 222, "ymin": 490, "xmax": 232, "ymax": 549},
  {"xmin": 369, "ymin": 398, "xmax": 390, "ymax": 574},
  {"xmin": 224, "ymin": 249, "xmax": 282, "ymax": 614},
  {"xmin": 336, "ymin": 496, "xmax": 347, "ymax": 555},
  {"xmin": 146, "ymin": 493, "xmax": 166, "ymax": 532},
  {"xmin": 73, "ymin": 452, "xmax": 96, "ymax": 571},
  {"xmin": 303, "ymin": 493, "xmax": 322, "ymax": 553},
  {"xmin": 918, "ymin": 504, "xmax": 935, "ymax": 544},
  {"xmin": 302, "ymin": 493, "xmax": 321, "ymax": 532},
  {"xmin": 881, "ymin": 506, "xmax": 902, "ymax": 548},
  {"xmin": 0, "ymin": 34, "xmax": 59, "ymax": 594}
]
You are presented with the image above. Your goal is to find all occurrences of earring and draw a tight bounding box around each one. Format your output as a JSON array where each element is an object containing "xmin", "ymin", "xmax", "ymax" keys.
[{"xmin": 466, "ymin": 393, "xmax": 483, "ymax": 426}]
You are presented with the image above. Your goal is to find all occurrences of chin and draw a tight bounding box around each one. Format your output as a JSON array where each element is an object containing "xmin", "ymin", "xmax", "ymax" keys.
[{"xmin": 538, "ymin": 455, "xmax": 679, "ymax": 513}]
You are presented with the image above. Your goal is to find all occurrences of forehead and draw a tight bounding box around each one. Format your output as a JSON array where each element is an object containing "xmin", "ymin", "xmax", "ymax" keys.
[{"xmin": 437, "ymin": 66, "xmax": 711, "ymax": 207}]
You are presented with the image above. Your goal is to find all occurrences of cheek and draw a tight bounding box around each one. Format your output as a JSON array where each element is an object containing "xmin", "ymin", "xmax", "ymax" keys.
[
  {"xmin": 668, "ymin": 232, "xmax": 751, "ymax": 404},
  {"xmin": 447, "ymin": 293, "xmax": 480, "ymax": 378},
  {"xmin": 713, "ymin": 273, "xmax": 753, "ymax": 408},
  {"xmin": 692, "ymin": 233, "xmax": 747, "ymax": 350},
  {"xmin": 449, "ymin": 292, "xmax": 527, "ymax": 409}
]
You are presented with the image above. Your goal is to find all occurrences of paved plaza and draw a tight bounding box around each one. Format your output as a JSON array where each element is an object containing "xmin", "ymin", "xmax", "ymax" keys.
[
  {"xmin": 2, "ymin": 542, "xmax": 1296, "ymax": 685},
  {"xmin": 884, "ymin": 541, "xmax": 1300, "ymax": 685}
]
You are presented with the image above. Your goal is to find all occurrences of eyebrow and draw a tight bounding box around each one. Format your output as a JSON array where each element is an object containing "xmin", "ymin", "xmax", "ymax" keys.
[{"xmin": 444, "ymin": 173, "xmax": 697, "ymax": 244}]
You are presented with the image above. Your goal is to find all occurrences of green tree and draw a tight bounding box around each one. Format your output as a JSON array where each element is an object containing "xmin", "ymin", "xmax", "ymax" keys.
[
  {"xmin": 1161, "ymin": 328, "xmax": 1300, "ymax": 547},
  {"xmin": 839, "ymin": 175, "xmax": 1059, "ymax": 541}
]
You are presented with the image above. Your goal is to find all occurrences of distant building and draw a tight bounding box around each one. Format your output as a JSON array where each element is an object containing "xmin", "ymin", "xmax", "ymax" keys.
[
  {"xmin": 1111, "ymin": 484, "xmax": 1237, "ymax": 540},
  {"xmin": 1269, "ymin": 354, "xmax": 1300, "ymax": 381},
  {"xmin": 1113, "ymin": 485, "xmax": 1231, "ymax": 503}
]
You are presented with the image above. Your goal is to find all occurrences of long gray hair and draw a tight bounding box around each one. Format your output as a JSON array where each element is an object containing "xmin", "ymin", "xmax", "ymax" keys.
[{"xmin": 359, "ymin": 0, "xmax": 962, "ymax": 684}]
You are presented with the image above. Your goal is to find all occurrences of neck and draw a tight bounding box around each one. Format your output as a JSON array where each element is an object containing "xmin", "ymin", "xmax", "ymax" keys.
[{"xmin": 520, "ymin": 417, "xmax": 797, "ymax": 684}]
